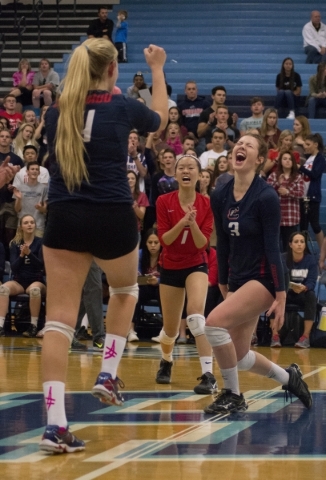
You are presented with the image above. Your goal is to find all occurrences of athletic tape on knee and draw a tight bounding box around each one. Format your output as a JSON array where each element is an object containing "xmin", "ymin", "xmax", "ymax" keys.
[
  {"xmin": 159, "ymin": 329, "xmax": 178, "ymax": 345},
  {"xmin": 29, "ymin": 287, "xmax": 41, "ymax": 298},
  {"xmin": 186, "ymin": 314, "xmax": 205, "ymax": 337},
  {"xmin": 204, "ymin": 325, "xmax": 231, "ymax": 347},
  {"xmin": 109, "ymin": 284, "xmax": 139, "ymax": 300},
  {"xmin": 237, "ymin": 350, "xmax": 256, "ymax": 371},
  {"xmin": 42, "ymin": 321, "xmax": 75, "ymax": 343},
  {"xmin": 0, "ymin": 285, "xmax": 10, "ymax": 296}
]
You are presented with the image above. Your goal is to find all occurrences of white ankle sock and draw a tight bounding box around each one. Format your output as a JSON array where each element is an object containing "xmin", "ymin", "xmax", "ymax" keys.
[
  {"xmin": 266, "ymin": 363, "xmax": 290, "ymax": 385},
  {"xmin": 162, "ymin": 351, "xmax": 173, "ymax": 362},
  {"xmin": 31, "ymin": 316, "xmax": 38, "ymax": 327},
  {"xmin": 43, "ymin": 381, "xmax": 67, "ymax": 428},
  {"xmin": 220, "ymin": 366, "xmax": 240, "ymax": 395},
  {"xmin": 101, "ymin": 334, "xmax": 126, "ymax": 378},
  {"xmin": 200, "ymin": 356, "xmax": 213, "ymax": 374}
]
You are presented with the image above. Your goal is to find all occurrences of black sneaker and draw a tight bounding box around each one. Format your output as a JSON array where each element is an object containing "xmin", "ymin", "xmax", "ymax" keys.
[
  {"xmin": 93, "ymin": 337, "xmax": 104, "ymax": 351},
  {"xmin": 282, "ymin": 363, "xmax": 312, "ymax": 409},
  {"xmin": 0, "ymin": 326, "xmax": 5, "ymax": 337},
  {"xmin": 22, "ymin": 324, "xmax": 38, "ymax": 338},
  {"xmin": 204, "ymin": 388, "xmax": 248, "ymax": 414},
  {"xmin": 156, "ymin": 359, "xmax": 173, "ymax": 384},
  {"xmin": 194, "ymin": 372, "xmax": 218, "ymax": 395},
  {"xmin": 76, "ymin": 326, "xmax": 92, "ymax": 340},
  {"xmin": 71, "ymin": 337, "xmax": 88, "ymax": 351}
]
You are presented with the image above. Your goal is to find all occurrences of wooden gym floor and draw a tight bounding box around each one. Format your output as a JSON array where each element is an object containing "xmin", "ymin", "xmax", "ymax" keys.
[{"xmin": 0, "ymin": 337, "xmax": 325, "ymax": 480}]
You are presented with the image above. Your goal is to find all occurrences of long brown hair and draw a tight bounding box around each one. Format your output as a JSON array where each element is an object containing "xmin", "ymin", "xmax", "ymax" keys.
[{"xmin": 275, "ymin": 150, "xmax": 299, "ymax": 183}]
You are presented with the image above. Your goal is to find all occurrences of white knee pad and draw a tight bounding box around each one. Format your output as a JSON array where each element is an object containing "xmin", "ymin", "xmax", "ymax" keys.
[
  {"xmin": 205, "ymin": 325, "xmax": 231, "ymax": 347},
  {"xmin": 109, "ymin": 284, "xmax": 139, "ymax": 300},
  {"xmin": 237, "ymin": 350, "xmax": 256, "ymax": 371},
  {"xmin": 159, "ymin": 329, "xmax": 179, "ymax": 345},
  {"xmin": 0, "ymin": 285, "xmax": 10, "ymax": 296},
  {"xmin": 42, "ymin": 321, "xmax": 75, "ymax": 343},
  {"xmin": 186, "ymin": 314, "xmax": 205, "ymax": 337},
  {"xmin": 29, "ymin": 287, "xmax": 41, "ymax": 298}
]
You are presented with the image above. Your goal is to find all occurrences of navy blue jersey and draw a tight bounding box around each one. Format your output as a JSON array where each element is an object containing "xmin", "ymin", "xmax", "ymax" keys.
[
  {"xmin": 10, "ymin": 237, "xmax": 44, "ymax": 285},
  {"xmin": 45, "ymin": 91, "xmax": 160, "ymax": 205},
  {"xmin": 211, "ymin": 174, "xmax": 285, "ymax": 291}
]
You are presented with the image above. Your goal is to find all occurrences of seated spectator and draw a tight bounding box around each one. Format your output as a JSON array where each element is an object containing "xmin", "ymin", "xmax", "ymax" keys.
[
  {"xmin": 161, "ymin": 106, "xmax": 188, "ymax": 140},
  {"xmin": 176, "ymin": 134, "xmax": 197, "ymax": 160},
  {"xmin": 239, "ymin": 97, "xmax": 264, "ymax": 135},
  {"xmin": 204, "ymin": 105, "xmax": 237, "ymax": 150},
  {"xmin": 165, "ymin": 122, "xmax": 183, "ymax": 155},
  {"xmin": 13, "ymin": 123, "xmax": 38, "ymax": 159},
  {"xmin": 199, "ymin": 169, "xmax": 213, "ymax": 197},
  {"xmin": 271, "ymin": 232, "xmax": 317, "ymax": 348},
  {"xmin": 211, "ymin": 155, "xmax": 229, "ymax": 188},
  {"xmin": 128, "ymin": 227, "xmax": 161, "ymax": 342},
  {"xmin": 13, "ymin": 162, "xmax": 47, "ymax": 237},
  {"xmin": 151, "ymin": 148, "xmax": 178, "ymax": 207},
  {"xmin": 275, "ymin": 58, "xmax": 302, "ymax": 119},
  {"xmin": 126, "ymin": 72, "xmax": 148, "ymax": 99},
  {"xmin": 263, "ymin": 130, "xmax": 300, "ymax": 177},
  {"xmin": 197, "ymin": 85, "xmax": 228, "ymax": 139},
  {"xmin": 293, "ymin": 115, "xmax": 311, "ymax": 159},
  {"xmin": 22, "ymin": 109, "xmax": 37, "ymax": 126},
  {"xmin": 87, "ymin": 6, "xmax": 114, "ymax": 41},
  {"xmin": 127, "ymin": 170, "xmax": 149, "ymax": 241},
  {"xmin": 32, "ymin": 59, "xmax": 60, "ymax": 115},
  {"xmin": 127, "ymin": 130, "xmax": 149, "ymax": 192},
  {"xmin": 214, "ymin": 150, "xmax": 234, "ymax": 189},
  {"xmin": 0, "ymin": 117, "xmax": 10, "ymax": 131},
  {"xmin": 13, "ymin": 145, "xmax": 49, "ymax": 188},
  {"xmin": 0, "ymin": 95, "xmax": 23, "ymax": 136},
  {"xmin": 267, "ymin": 151, "xmax": 305, "ymax": 251},
  {"xmin": 8, "ymin": 59, "xmax": 35, "ymax": 113},
  {"xmin": 260, "ymin": 108, "xmax": 282, "ymax": 150},
  {"xmin": 298, "ymin": 133, "xmax": 325, "ymax": 249},
  {"xmin": 303, "ymin": 10, "xmax": 326, "ymax": 64},
  {"xmin": 307, "ymin": 63, "xmax": 326, "ymax": 118},
  {"xmin": 199, "ymin": 128, "xmax": 228, "ymax": 171},
  {"xmin": 33, "ymin": 105, "xmax": 49, "ymax": 165},
  {"xmin": 0, "ymin": 214, "xmax": 45, "ymax": 337}
]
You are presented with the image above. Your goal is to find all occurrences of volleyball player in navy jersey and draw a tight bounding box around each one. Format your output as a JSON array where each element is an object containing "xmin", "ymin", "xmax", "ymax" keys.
[
  {"xmin": 39, "ymin": 39, "xmax": 168, "ymax": 453},
  {"xmin": 204, "ymin": 134, "xmax": 312, "ymax": 414},
  {"xmin": 155, "ymin": 154, "xmax": 217, "ymax": 394}
]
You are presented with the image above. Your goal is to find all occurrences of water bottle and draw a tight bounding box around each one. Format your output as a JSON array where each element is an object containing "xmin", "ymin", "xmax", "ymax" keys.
[{"xmin": 318, "ymin": 306, "xmax": 326, "ymax": 331}]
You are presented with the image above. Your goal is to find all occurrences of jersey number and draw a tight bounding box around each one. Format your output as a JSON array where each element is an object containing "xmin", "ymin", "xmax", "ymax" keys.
[
  {"xmin": 229, "ymin": 222, "xmax": 240, "ymax": 236},
  {"xmin": 82, "ymin": 110, "xmax": 95, "ymax": 142}
]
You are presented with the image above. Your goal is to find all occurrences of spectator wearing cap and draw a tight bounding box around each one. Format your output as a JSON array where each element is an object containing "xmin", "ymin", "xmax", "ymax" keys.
[{"xmin": 126, "ymin": 72, "xmax": 148, "ymax": 99}]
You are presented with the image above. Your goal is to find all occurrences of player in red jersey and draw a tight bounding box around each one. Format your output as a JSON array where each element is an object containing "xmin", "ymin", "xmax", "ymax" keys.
[{"xmin": 155, "ymin": 154, "xmax": 217, "ymax": 394}]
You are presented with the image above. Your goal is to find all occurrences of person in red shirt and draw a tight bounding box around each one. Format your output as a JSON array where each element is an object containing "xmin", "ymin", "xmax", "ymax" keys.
[
  {"xmin": 0, "ymin": 95, "xmax": 23, "ymax": 136},
  {"xmin": 155, "ymin": 154, "xmax": 217, "ymax": 394}
]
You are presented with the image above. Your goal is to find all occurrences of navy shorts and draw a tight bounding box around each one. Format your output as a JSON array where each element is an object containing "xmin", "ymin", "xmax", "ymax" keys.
[
  {"xmin": 43, "ymin": 201, "xmax": 138, "ymax": 260},
  {"xmin": 160, "ymin": 263, "xmax": 208, "ymax": 288},
  {"xmin": 228, "ymin": 277, "xmax": 276, "ymax": 298}
]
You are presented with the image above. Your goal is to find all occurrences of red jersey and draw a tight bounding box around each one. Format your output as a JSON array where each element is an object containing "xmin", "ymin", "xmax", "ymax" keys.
[
  {"xmin": 157, "ymin": 191, "xmax": 213, "ymax": 270},
  {"xmin": 0, "ymin": 111, "xmax": 23, "ymax": 136}
]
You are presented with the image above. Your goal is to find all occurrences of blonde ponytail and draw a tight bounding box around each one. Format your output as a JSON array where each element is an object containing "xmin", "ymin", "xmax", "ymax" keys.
[{"xmin": 55, "ymin": 38, "xmax": 117, "ymax": 192}]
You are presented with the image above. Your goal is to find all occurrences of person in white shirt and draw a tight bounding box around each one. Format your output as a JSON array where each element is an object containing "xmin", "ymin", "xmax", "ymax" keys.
[
  {"xmin": 199, "ymin": 128, "xmax": 228, "ymax": 171},
  {"xmin": 13, "ymin": 145, "xmax": 49, "ymax": 188},
  {"xmin": 302, "ymin": 10, "xmax": 326, "ymax": 64}
]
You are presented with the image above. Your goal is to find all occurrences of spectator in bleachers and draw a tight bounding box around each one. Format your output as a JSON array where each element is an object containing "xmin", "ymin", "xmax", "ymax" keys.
[
  {"xmin": 13, "ymin": 123, "xmax": 38, "ymax": 160},
  {"xmin": 128, "ymin": 227, "xmax": 162, "ymax": 342},
  {"xmin": 212, "ymin": 155, "xmax": 229, "ymax": 188},
  {"xmin": 13, "ymin": 145, "xmax": 49, "ymax": 189},
  {"xmin": 161, "ymin": 106, "xmax": 188, "ymax": 140},
  {"xmin": 87, "ymin": 6, "xmax": 114, "ymax": 41},
  {"xmin": 214, "ymin": 150, "xmax": 234, "ymax": 189},
  {"xmin": 299, "ymin": 133, "xmax": 325, "ymax": 250},
  {"xmin": 263, "ymin": 130, "xmax": 300, "ymax": 177},
  {"xmin": 151, "ymin": 148, "xmax": 178, "ymax": 207},
  {"xmin": 9, "ymin": 59, "xmax": 35, "ymax": 114},
  {"xmin": 114, "ymin": 10, "xmax": 128, "ymax": 63},
  {"xmin": 13, "ymin": 162, "xmax": 47, "ymax": 238},
  {"xmin": 0, "ymin": 117, "xmax": 10, "ymax": 131},
  {"xmin": 0, "ymin": 214, "xmax": 45, "ymax": 338},
  {"xmin": 127, "ymin": 170, "xmax": 149, "ymax": 241},
  {"xmin": 165, "ymin": 122, "xmax": 183, "ymax": 155},
  {"xmin": 293, "ymin": 115, "xmax": 311, "ymax": 159},
  {"xmin": 302, "ymin": 11, "xmax": 326, "ymax": 64},
  {"xmin": 271, "ymin": 232, "xmax": 317, "ymax": 348},
  {"xmin": 260, "ymin": 108, "xmax": 281, "ymax": 150},
  {"xmin": 199, "ymin": 128, "xmax": 228, "ymax": 171},
  {"xmin": 177, "ymin": 80, "xmax": 210, "ymax": 154},
  {"xmin": 199, "ymin": 169, "xmax": 213, "ymax": 197},
  {"xmin": 22, "ymin": 110, "xmax": 37, "ymax": 126},
  {"xmin": 34, "ymin": 105, "xmax": 49, "ymax": 165},
  {"xmin": 126, "ymin": 72, "xmax": 148, "ymax": 99},
  {"xmin": 204, "ymin": 105, "xmax": 237, "ymax": 150},
  {"xmin": 197, "ymin": 85, "xmax": 227, "ymax": 140},
  {"xmin": 127, "ymin": 130, "xmax": 148, "ymax": 192},
  {"xmin": 178, "ymin": 134, "xmax": 196, "ymax": 157},
  {"xmin": 275, "ymin": 58, "xmax": 302, "ymax": 119},
  {"xmin": 267, "ymin": 151, "xmax": 304, "ymax": 252},
  {"xmin": 307, "ymin": 63, "xmax": 326, "ymax": 118},
  {"xmin": 32, "ymin": 59, "xmax": 60, "ymax": 115},
  {"xmin": 239, "ymin": 97, "xmax": 264, "ymax": 135},
  {"xmin": 0, "ymin": 95, "xmax": 23, "ymax": 136}
]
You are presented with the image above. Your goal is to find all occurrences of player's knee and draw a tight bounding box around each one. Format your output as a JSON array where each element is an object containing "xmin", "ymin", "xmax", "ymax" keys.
[
  {"xmin": 29, "ymin": 287, "xmax": 41, "ymax": 298},
  {"xmin": 109, "ymin": 284, "xmax": 139, "ymax": 300},
  {"xmin": 0, "ymin": 285, "xmax": 10, "ymax": 297},
  {"xmin": 237, "ymin": 350, "xmax": 256, "ymax": 371},
  {"xmin": 43, "ymin": 321, "xmax": 75, "ymax": 343},
  {"xmin": 186, "ymin": 314, "xmax": 205, "ymax": 337},
  {"xmin": 204, "ymin": 325, "xmax": 231, "ymax": 347},
  {"xmin": 159, "ymin": 329, "xmax": 178, "ymax": 346}
]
